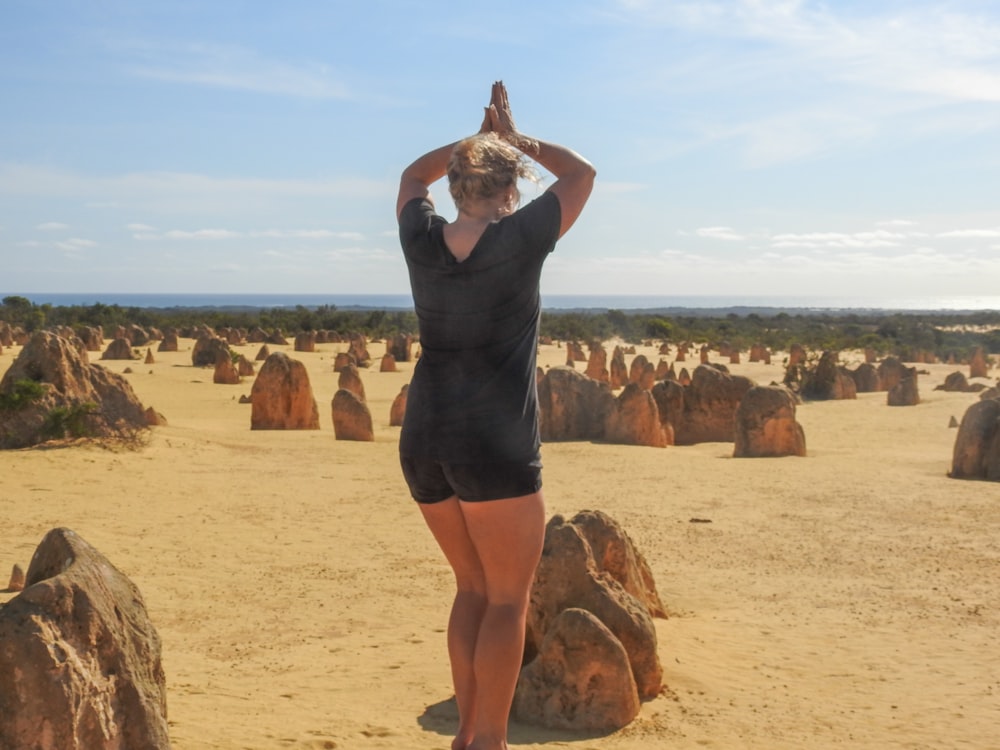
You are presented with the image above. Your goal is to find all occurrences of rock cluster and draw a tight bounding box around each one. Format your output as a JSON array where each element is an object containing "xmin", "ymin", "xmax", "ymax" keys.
[{"xmin": 514, "ymin": 511, "xmax": 664, "ymax": 731}]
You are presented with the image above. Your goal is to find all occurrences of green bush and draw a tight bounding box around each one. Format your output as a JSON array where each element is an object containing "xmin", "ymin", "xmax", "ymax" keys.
[
  {"xmin": 41, "ymin": 402, "xmax": 98, "ymax": 440},
  {"xmin": 0, "ymin": 379, "xmax": 46, "ymax": 412}
]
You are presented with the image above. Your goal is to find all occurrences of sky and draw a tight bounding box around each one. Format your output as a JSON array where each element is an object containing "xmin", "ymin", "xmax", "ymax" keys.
[{"xmin": 2, "ymin": 0, "xmax": 999, "ymax": 305}]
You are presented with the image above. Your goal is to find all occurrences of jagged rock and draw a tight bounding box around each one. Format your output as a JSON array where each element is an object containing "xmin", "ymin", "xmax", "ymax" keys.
[
  {"xmin": 144, "ymin": 407, "xmax": 167, "ymax": 426},
  {"xmin": 338, "ymin": 364, "xmax": 366, "ymax": 402},
  {"xmin": 266, "ymin": 329, "xmax": 289, "ymax": 346},
  {"xmin": 250, "ymin": 353, "xmax": 320, "ymax": 430},
  {"xmin": 157, "ymin": 332, "xmax": 179, "ymax": 352},
  {"xmin": 802, "ymin": 351, "xmax": 857, "ymax": 400},
  {"xmin": 887, "ymin": 371, "xmax": 920, "ymax": 406},
  {"xmin": 387, "ymin": 333, "xmax": 414, "ymax": 362},
  {"xmin": 144, "ymin": 348, "xmax": 155, "ymax": 365},
  {"xmin": 294, "ymin": 331, "xmax": 316, "ymax": 353},
  {"xmin": 850, "ymin": 362, "xmax": 881, "ymax": 393},
  {"xmin": 584, "ymin": 344, "xmax": 609, "ymax": 383},
  {"xmin": 877, "ymin": 356, "xmax": 908, "ymax": 392},
  {"xmin": 603, "ymin": 383, "xmax": 669, "ymax": 448},
  {"xmin": 0, "ymin": 528, "xmax": 170, "ymax": 749},
  {"xmin": 970, "ymin": 347, "xmax": 989, "ymax": 379},
  {"xmin": 7, "ymin": 564, "xmax": 24, "ymax": 592},
  {"xmin": 949, "ymin": 399, "xmax": 1000, "ymax": 481},
  {"xmin": 673, "ymin": 365, "xmax": 755, "ymax": 445},
  {"xmin": 333, "ymin": 352, "xmax": 356, "ymax": 372},
  {"xmin": 389, "ymin": 384, "xmax": 408, "ymax": 426},
  {"xmin": 331, "ymin": 389, "xmax": 374, "ymax": 441},
  {"xmin": 255, "ymin": 344, "xmax": 270, "ymax": 361},
  {"xmin": 236, "ymin": 355, "xmax": 255, "ymax": 377},
  {"xmin": 538, "ymin": 367, "xmax": 615, "ymax": 442},
  {"xmin": 734, "ymin": 386, "xmax": 806, "ymax": 457},
  {"xmin": 191, "ymin": 336, "xmax": 230, "ymax": 368},
  {"xmin": 380, "ymin": 353, "xmax": 397, "ymax": 372},
  {"xmin": 348, "ymin": 333, "xmax": 371, "ymax": 367},
  {"xmin": 609, "ymin": 346, "xmax": 628, "ymax": 389},
  {"xmin": 101, "ymin": 338, "xmax": 135, "ymax": 361},
  {"xmin": 0, "ymin": 331, "xmax": 147, "ymax": 448},
  {"xmin": 213, "ymin": 353, "xmax": 240, "ymax": 385},
  {"xmin": 514, "ymin": 608, "xmax": 640, "ymax": 731},
  {"xmin": 524, "ymin": 514, "xmax": 663, "ymax": 703}
]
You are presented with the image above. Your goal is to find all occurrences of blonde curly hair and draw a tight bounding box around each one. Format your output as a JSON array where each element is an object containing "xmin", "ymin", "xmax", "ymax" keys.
[{"xmin": 447, "ymin": 133, "xmax": 537, "ymax": 212}]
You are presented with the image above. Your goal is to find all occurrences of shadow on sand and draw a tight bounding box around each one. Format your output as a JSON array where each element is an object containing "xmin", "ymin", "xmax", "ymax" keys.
[{"xmin": 418, "ymin": 696, "xmax": 616, "ymax": 746}]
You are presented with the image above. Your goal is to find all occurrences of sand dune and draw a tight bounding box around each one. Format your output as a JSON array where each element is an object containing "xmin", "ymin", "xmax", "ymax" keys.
[{"xmin": 2, "ymin": 338, "xmax": 997, "ymax": 749}]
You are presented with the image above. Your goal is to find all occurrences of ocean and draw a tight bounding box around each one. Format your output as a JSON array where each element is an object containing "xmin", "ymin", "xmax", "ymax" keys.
[{"xmin": 7, "ymin": 292, "xmax": 1000, "ymax": 314}]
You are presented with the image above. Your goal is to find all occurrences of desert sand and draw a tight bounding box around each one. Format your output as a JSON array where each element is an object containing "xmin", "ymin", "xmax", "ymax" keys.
[{"xmin": 1, "ymin": 337, "xmax": 998, "ymax": 750}]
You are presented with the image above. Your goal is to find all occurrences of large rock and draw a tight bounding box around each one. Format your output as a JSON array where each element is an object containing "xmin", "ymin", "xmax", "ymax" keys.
[
  {"xmin": 877, "ymin": 356, "xmax": 908, "ymax": 392},
  {"xmin": 850, "ymin": 362, "xmax": 881, "ymax": 393},
  {"xmin": 734, "ymin": 386, "xmax": 806, "ymax": 458},
  {"xmin": 337, "ymin": 364, "xmax": 366, "ymax": 402},
  {"xmin": 524, "ymin": 513, "xmax": 663, "ymax": 705},
  {"xmin": 802, "ymin": 351, "xmax": 857, "ymax": 400},
  {"xmin": 157, "ymin": 331, "xmax": 179, "ymax": 352},
  {"xmin": 673, "ymin": 365, "xmax": 755, "ymax": 445},
  {"xmin": 294, "ymin": 331, "xmax": 317, "ymax": 353},
  {"xmin": 887, "ymin": 370, "xmax": 919, "ymax": 406},
  {"xmin": 387, "ymin": 333, "xmax": 414, "ymax": 363},
  {"xmin": 970, "ymin": 347, "xmax": 989, "ymax": 379},
  {"xmin": 331, "ymin": 389, "xmax": 374, "ymax": 441},
  {"xmin": 0, "ymin": 528, "xmax": 170, "ymax": 749},
  {"xmin": 584, "ymin": 344, "xmax": 609, "ymax": 383},
  {"xmin": 0, "ymin": 331, "xmax": 148, "ymax": 448},
  {"xmin": 101, "ymin": 337, "xmax": 135, "ymax": 361},
  {"xmin": 538, "ymin": 367, "xmax": 615, "ymax": 442},
  {"xmin": 949, "ymin": 399, "xmax": 1000, "ymax": 481},
  {"xmin": 603, "ymin": 383, "xmax": 669, "ymax": 448},
  {"xmin": 191, "ymin": 336, "xmax": 231, "ymax": 367},
  {"xmin": 250, "ymin": 352, "xmax": 320, "ymax": 430},
  {"xmin": 514, "ymin": 608, "xmax": 640, "ymax": 731},
  {"xmin": 389, "ymin": 384, "xmax": 408, "ymax": 427}
]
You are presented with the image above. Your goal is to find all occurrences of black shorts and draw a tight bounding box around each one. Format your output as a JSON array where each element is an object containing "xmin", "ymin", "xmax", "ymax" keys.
[{"xmin": 400, "ymin": 455, "xmax": 543, "ymax": 504}]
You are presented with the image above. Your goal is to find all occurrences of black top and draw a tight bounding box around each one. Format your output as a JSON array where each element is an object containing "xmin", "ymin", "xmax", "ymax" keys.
[{"xmin": 398, "ymin": 191, "xmax": 561, "ymax": 461}]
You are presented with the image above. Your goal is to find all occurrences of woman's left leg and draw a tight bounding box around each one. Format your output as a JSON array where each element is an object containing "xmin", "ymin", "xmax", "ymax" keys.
[{"xmin": 419, "ymin": 495, "xmax": 488, "ymax": 750}]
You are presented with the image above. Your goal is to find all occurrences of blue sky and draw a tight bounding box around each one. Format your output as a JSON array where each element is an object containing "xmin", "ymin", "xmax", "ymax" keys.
[{"xmin": 2, "ymin": 0, "xmax": 999, "ymax": 304}]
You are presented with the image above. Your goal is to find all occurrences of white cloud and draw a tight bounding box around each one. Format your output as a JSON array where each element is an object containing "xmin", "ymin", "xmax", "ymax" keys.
[
  {"xmin": 54, "ymin": 238, "xmax": 97, "ymax": 252},
  {"xmin": 122, "ymin": 40, "xmax": 350, "ymax": 99},
  {"xmin": 127, "ymin": 223, "xmax": 156, "ymax": 232},
  {"xmin": 938, "ymin": 228, "xmax": 1000, "ymax": 238},
  {"xmin": 695, "ymin": 226, "xmax": 745, "ymax": 241},
  {"xmin": 37, "ymin": 222, "xmax": 69, "ymax": 231},
  {"xmin": 164, "ymin": 229, "xmax": 241, "ymax": 240},
  {"xmin": 133, "ymin": 227, "xmax": 365, "ymax": 241}
]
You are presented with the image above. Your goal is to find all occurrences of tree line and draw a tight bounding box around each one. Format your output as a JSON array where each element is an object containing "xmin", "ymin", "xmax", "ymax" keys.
[{"xmin": 3, "ymin": 295, "xmax": 999, "ymax": 361}]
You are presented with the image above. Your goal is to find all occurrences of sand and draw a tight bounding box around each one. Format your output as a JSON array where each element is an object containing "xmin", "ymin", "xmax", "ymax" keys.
[{"xmin": 1, "ymin": 338, "xmax": 998, "ymax": 749}]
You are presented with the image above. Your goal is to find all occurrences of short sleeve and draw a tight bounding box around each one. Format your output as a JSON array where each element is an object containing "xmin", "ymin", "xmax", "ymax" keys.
[
  {"xmin": 398, "ymin": 197, "xmax": 445, "ymax": 249},
  {"xmin": 512, "ymin": 191, "xmax": 561, "ymax": 256}
]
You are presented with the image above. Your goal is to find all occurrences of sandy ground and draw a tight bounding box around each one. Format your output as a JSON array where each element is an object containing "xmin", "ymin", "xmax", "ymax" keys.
[{"xmin": 1, "ymin": 337, "xmax": 999, "ymax": 750}]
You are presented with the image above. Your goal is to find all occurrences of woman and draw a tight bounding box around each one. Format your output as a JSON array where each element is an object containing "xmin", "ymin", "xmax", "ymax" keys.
[{"xmin": 396, "ymin": 82, "xmax": 595, "ymax": 750}]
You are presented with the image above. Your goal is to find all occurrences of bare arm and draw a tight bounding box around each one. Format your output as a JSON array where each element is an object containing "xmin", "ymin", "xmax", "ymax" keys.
[
  {"xmin": 488, "ymin": 82, "xmax": 595, "ymax": 238},
  {"xmin": 395, "ymin": 141, "xmax": 456, "ymax": 221}
]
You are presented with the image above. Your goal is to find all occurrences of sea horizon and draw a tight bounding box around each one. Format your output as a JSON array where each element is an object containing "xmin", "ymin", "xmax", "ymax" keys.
[{"xmin": 7, "ymin": 292, "xmax": 1000, "ymax": 315}]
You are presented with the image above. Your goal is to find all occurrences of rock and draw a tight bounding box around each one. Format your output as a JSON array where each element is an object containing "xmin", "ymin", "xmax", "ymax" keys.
[
  {"xmin": 788, "ymin": 343, "xmax": 806, "ymax": 367},
  {"xmin": 937, "ymin": 371, "xmax": 971, "ymax": 392},
  {"xmin": 673, "ymin": 364, "xmax": 755, "ymax": 445},
  {"xmin": 609, "ymin": 346, "xmax": 628, "ymax": 389},
  {"xmin": 266, "ymin": 329, "xmax": 289, "ymax": 346},
  {"xmin": 154, "ymin": 332, "xmax": 177, "ymax": 352},
  {"xmin": 567, "ymin": 510, "xmax": 667, "ymax": 619},
  {"xmin": 380, "ymin": 353, "xmax": 397, "ymax": 372},
  {"xmin": 348, "ymin": 333, "xmax": 371, "ymax": 367},
  {"xmin": 331, "ymin": 389, "xmax": 374, "ymax": 441},
  {"xmin": 247, "ymin": 327, "xmax": 268, "ymax": 344},
  {"xmin": 538, "ymin": 367, "xmax": 615, "ymax": 442},
  {"xmin": 970, "ymin": 347, "xmax": 989, "ymax": 379},
  {"xmin": 628, "ymin": 354, "xmax": 650, "ymax": 385},
  {"xmin": 802, "ymin": 351, "xmax": 857, "ymax": 400},
  {"xmin": 850, "ymin": 362, "xmax": 881, "ymax": 393},
  {"xmin": 949, "ymin": 415, "xmax": 959, "ymax": 428},
  {"xmin": 389, "ymin": 384, "xmax": 408, "ymax": 426},
  {"xmin": 514, "ymin": 608, "xmax": 640, "ymax": 731},
  {"xmin": 338, "ymin": 364, "xmax": 366, "ymax": 402},
  {"xmin": 255, "ymin": 344, "xmax": 270, "ymax": 361},
  {"xmin": 78, "ymin": 326, "xmax": 104, "ymax": 351},
  {"xmin": 887, "ymin": 371, "xmax": 919, "ymax": 406},
  {"xmin": 525, "ymin": 514, "xmax": 663, "ymax": 703},
  {"xmin": 191, "ymin": 336, "xmax": 230, "ymax": 367},
  {"xmin": 734, "ymin": 386, "xmax": 806, "ymax": 457},
  {"xmin": 250, "ymin": 352, "xmax": 320, "ymax": 430},
  {"xmin": 877, "ymin": 356, "xmax": 908, "ymax": 392},
  {"xmin": 7, "ymin": 563, "xmax": 25, "ymax": 592},
  {"xmin": 603, "ymin": 383, "xmax": 669, "ymax": 447},
  {"xmin": 0, "ymin": 331, "xmax": 148, "ymax": 448},
  {"xmin": 144, "ymin": 348, "xmax": 155, "ymax": 365},
  {"xmin": 387, "ymin": 333, "xmax": 414, "ymax": 362},
  {"xmin": 333, "ymin": 352, "xmax": 356, "ymax": 372},
  {"xmin": 949, "ymin": 399, "xmax": 1000, "ymax": 481},
  {"xmin": 143, "ymin": 407, "xmax": 167, "ymax": 426},
  {"xmin": 213, "ymin": 353, "xmax": 241, "ymax": 385},
  {"xmin": 236, "ymin": 355, "xmax": 255, "ymax": 377},
  {"xmin": 584, "ymin": 344, "xmax": 609, "ymax": 383},
  {"xmin": 294, "ymin": 331, "xmax": 316, "ymax": 353},
  {"xmin": 567, "ymin": 341, "xmax": 587, "ymax": 363},
  {"xmin": 0, "ymin": 528, "xmax": 170, "ymax": 749},
  {"xmin": 101, "ymin": 338, "xmax": 135, "ymax": 361}
]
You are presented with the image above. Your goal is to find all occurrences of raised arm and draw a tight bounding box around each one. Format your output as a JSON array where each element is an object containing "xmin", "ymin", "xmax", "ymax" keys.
[
  {"xmin": 489, "ymin": 82, "xmax": 595, "ymax": 238},
  {"xmin": 395, "ymin": 141, "xmax": 456, "ymax": 220}
]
